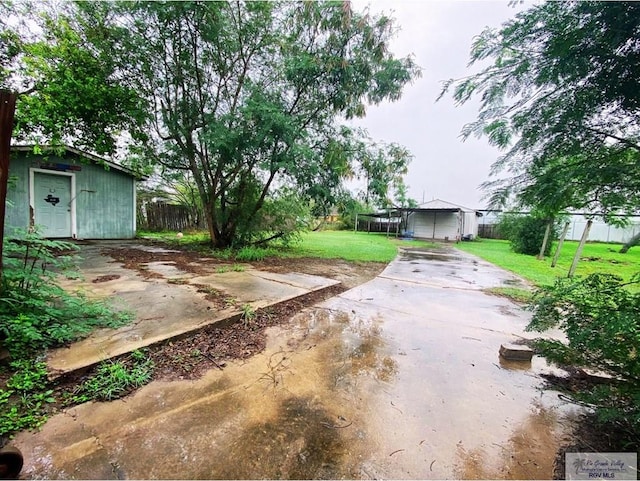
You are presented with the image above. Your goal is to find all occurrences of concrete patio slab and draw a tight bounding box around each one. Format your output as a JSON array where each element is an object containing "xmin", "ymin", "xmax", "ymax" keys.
[{"xmin": 47, "ymin": 242, "xmax": 339, "ymax": 377}]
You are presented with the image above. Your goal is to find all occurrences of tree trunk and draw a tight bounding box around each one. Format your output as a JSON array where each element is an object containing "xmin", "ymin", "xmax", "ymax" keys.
[
  {"xmin": 312, "ymin": 218, "xmax": 326, "ymax": 232},
  {"xmin": 568, "ymin": 219, "xmax": 592, "ymax": 278},
  {"xmin": 537, "ymin": 219, "xmax": 553, "ymax": 260},
  {"xmin": 0, "ymin": 90, "xmax": 17, "ymax": 281},
  {"xmin": 203, "ymin": 202, "xmax": 220, "ymax": 248},
  {"xmin": 619, "ymin": 231, "xmax": 640, "ymax": 254},
  {"xmin": 551, "ymin": 221, "xmax": 570, "ymax": 267}
]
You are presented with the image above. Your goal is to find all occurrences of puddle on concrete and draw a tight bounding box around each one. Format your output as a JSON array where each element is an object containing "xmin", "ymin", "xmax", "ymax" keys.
[
  {"xmin": 16, "ymin": 296, "xmax": 578, "ymax": 480},
  {"xmin": 216, "ymin": 396, "xmax": 355, "ymax": 479},
  {"xmin": 453, "ymin": 401, "xmax": 579, "ymax": 479},
  {"xmin": 502, "ymin": 278, "xmax": 524, "ymax": 286},
  {"xmin": 400, "ymin": 248, "xmax": 465, "ymax": 263}
]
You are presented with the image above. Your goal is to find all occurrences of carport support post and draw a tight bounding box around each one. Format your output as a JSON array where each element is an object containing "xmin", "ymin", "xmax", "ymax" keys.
[{"xmin": 0, "ymin": 90, "xmax": 17, "ymax": 279}]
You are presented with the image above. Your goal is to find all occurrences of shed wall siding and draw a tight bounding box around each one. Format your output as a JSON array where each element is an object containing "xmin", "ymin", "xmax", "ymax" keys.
[
  {"xmin": 75, "ymin": 162, "xmax": 135, "ymax": 239},
  {"xmin": 5, "ymin": 157, "xmax": 30, "ymax": 232},
  {"xmin": 409, "ymin": 212, "xmax": 459, "ymax": 239},
  {"xmin": 462, "ymin": 212, "xmax": 479, "ymax": 237},
  {"xmin": 6, "ymin": 153, "xmax": 136, "ymax": 239}
]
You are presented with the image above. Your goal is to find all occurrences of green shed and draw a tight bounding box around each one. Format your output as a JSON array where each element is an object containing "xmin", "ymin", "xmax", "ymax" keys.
[{"xmin": 6, "ymin": 145, "xmax": 145, "ymax": 239}]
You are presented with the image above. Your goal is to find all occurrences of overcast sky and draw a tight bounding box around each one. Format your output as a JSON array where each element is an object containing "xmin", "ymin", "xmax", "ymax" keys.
[{"xmin": 350, "ymin": 0, "xmax": 527, "ymax": 209}]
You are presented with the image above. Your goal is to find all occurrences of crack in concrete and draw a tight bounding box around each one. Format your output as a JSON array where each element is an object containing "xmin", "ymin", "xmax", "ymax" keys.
[{"xmin": 377, "ymin": 274, "xmax": 484, "ymax": 291}]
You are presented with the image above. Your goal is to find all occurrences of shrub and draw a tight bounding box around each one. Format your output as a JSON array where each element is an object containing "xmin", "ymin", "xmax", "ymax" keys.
[
  {"xmin": 0, "ymin": 230, "xmax": 132, "ymax": 359},
  {"xmin": 527, "ymin": 273, "xmax": 640, "ymax": 437},
  {"xmin": 497, "ymin": 214, "xmax": 556, "ymax": 256},
  {"xmin": 496, "ymin": 213, "xmax": 523, "ymax": 240},
  {"xmin": 0, "ymin": 360, "xmax": 55, "ymax": 437}
]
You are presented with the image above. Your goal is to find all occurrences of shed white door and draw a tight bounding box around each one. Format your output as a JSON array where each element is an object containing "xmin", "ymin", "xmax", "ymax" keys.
[{"xmin": 33, "ymin": 172, "xmax": 72, "ymax": 237}]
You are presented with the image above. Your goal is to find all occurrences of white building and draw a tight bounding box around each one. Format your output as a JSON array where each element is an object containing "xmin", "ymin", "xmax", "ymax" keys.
[{"xmin": 405, "ymin": 199, "xmax": 481, "ymax": 241}]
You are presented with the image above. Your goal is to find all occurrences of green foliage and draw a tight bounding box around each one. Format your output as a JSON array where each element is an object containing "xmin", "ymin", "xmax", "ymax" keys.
[
  {"xmin": 293, "ymin": 231, "xmax": 399, "ymax": 263},
  {"xmin": 6, "ymin": 359, "xmax": 49, "ymax": 392},
  {"xmin": 358, "ymin": 140, "xmax": 413, "ymax": 208},
  {"xmin": 237, "ymin": 189, "xmax": 311, "ymax": 247},
  {"xmin": 215, "ymin": 263, "xmax": 245, "ymax": 273},
  {"xmin": 497, "ymin": 214, "xmax": 556, "ymax": 256},
  {"xmin": 495, "ymin": 214, "xmax": 522, "ymax": 241},
  {"xmin": 240, "ymin": 304, "xmax": 256, "ymax": 327},
  {"xmin": 3, "ymin": 2, "xmax": 145, "ymax": 154},
  {"xmin": 72, "ymin": 350, "xmax": 154, "ymax": 403},
  {"xmin": 336, "ymin": 197, "xmax": 370, "ymax": 231},
  {"xmin": 235, "ymin": 246, "xmax": 277, "ymax": 262},
  {"xmin": 0, "ymin": 360, "xmax": 55, "ymax": 437},
  {"xmin": 141, "ymin": 229, "xmax": 415, "ymax": 264},
  {"xmin": 443, "ymin": 2, "xmax": 640, "ymax": 223},
  {"xmin": 527, "ymin": 273, "xmax": 640, "ymax": 431},
  {"xmin": 0, "ymin": 230, "xmax": 133, "ymax": 359}
]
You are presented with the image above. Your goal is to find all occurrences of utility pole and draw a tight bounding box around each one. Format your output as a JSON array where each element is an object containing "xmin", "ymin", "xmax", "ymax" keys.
[{"xmin": 0, "ymin": 90, "xmax": 18, "ymax": 279}]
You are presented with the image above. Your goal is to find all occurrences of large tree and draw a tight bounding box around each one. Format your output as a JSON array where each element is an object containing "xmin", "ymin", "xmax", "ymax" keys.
[
  {"xmin": 2, "ymin": 1, "xmax": 144, "ymax": 155},
  {"xmin": 441, "ymin": 1, "xmax": 640, "ymax": 245},
  {"xmin": 72, "ymin": 1, "xmax": 419, "ymax": 248}
]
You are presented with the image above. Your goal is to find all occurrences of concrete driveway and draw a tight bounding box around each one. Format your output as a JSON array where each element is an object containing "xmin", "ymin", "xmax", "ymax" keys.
[{"xmin": 14, "ymin": 245, "xmax": 577, "ymax": 479}]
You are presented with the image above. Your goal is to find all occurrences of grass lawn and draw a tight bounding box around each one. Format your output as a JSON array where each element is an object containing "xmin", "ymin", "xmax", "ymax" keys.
[
  {"xmin": 292, "ymin": 231, "xmax": 436, "ymax": 262},
  {"xmin": 456, "ymin": 238, "xmax": 640, "ymax": 287},
  {"xmin": 138, "ymin": 230, "xmax": 436, "ymax": 263}
]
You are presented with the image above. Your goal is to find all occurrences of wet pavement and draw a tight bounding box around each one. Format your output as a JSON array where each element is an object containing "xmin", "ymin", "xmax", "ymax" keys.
[
  {"xmin": 14, "ymin": 245, "xmax": 580, "ymax": 479},
  {"xmin": 48, "ymin": 241, "xmax": 339, "ymax": 377}
]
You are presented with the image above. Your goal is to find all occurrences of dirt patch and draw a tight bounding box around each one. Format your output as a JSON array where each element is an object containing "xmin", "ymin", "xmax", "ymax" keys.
[
  {"xmin": 103, "ymin": 247, "xmax": 219, "ymax": 279},
  {"xmin": 150, "ymin": 284, "xmax": 346, "ymax": 382},
  {"xmin": 92, "ymin": 274, "xmax": 120, "ymax": 283},
  {"xmin": 191, "ymin": 284, "xmax": 236, "ymax": 309},
  {"xmin": 103, "ymin": 242, "xmax": 385, "ymax": 290}
]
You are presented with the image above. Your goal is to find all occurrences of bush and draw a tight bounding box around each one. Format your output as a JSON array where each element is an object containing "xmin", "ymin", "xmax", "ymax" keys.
[
  {"xmin": 0, "ymin": 359, "xmax": 54, "ymax": 436},
  {"xmin": 0, "ymin": 230, "xmax": 138, "ymax": 438},
  {"xmin": 497, "ymin": 214, "xmax": 555, "ymax": 256},
  {"xmin": 0, "ymin": 230, "xmax": 133, "ymax": 359},
  {"xmin": 528, "ymin": 273, "xmax": 640, "ymax": 437}
]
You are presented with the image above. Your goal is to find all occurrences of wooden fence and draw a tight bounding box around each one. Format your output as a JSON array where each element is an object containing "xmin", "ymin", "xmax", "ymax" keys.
[
  {"xmin": 478, "ymin": 224, "xmax": 501, "ymax": 239},
  {"xmin": 138, "ymin": 202, "xmax": 196, "ymax": 232}
]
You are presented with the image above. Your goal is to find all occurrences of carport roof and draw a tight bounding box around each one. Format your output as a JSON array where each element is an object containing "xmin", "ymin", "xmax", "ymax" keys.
[{"xmin": 360, "ymin": 198, "xmax": 483, "ymax": 218}]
